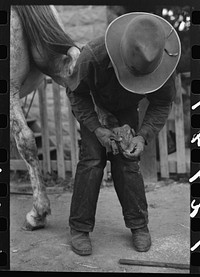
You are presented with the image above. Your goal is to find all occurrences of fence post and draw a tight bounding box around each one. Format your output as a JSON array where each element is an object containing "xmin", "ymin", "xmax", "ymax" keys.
[
  {"xmin": 66, "ymin": 96, "xmax": 79, "ymax": 179},
  {"xmin": 52, "ymin": 80, "xmax": 66, "ymax": 179},
  {"xmin": 38, "ymin": 79, "xmax": 51, "ymax": 176},
  {"xmin": 158, "ymin": 124, "xmax": 169, "ymax": 178},
  {"xmin": 174, "ymin": 74, "xmax": 186, "ymax": 174},
  {"xmin": 139, "ymin": 98, "xmax": 157, "ymax": 183}
]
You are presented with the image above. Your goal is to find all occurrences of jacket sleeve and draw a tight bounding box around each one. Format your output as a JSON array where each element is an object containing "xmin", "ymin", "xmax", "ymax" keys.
[
  {"xmin": 137, "ymin": 73, "xmax": 176, "ymax": 144},
  {"xmin": 66, "ymin": 81, "xmax": 101, "ymax": 132},
  {"xmin": 66, "ymin": 47, "xmax": 101, "ymax": 133}
]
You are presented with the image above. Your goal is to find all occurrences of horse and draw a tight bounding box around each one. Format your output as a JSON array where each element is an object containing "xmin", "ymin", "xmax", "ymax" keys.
[{"xmin": 10, "ymin": 5, "xmax": 80, "ymax": 231}]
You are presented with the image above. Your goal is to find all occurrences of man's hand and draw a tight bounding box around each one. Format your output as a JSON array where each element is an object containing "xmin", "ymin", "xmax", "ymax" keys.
[
  {"xmin": 94, "ymin": 127, "xmax": 122, "ymax": 154},
  {"xmin": 123, "ymin": 135, "xmax": 145, "ymax": 159}
]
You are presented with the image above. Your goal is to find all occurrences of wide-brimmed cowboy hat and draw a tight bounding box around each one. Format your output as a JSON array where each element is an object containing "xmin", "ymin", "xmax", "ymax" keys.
[{"xmin": 105, "ymin": 12, "xmax": 181, "ymax": 94}]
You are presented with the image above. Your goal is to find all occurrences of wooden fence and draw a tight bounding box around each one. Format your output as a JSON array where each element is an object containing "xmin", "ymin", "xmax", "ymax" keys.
[{"xmin": 10, "ymin": 73, "xmax": 190, "ymax": 183}]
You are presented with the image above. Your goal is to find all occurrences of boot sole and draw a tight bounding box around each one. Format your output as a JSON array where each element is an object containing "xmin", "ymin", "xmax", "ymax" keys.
[
  {"xmin": 133, "ymin": 245, "xmax": 151, "ymax": 252},
  {"xmin": 132, "ymin": 240, "xmax": 151, "ymax": 252},
  {"xmin": 71, "ymin": 245, "xmax": 92, "ymax": 256}
]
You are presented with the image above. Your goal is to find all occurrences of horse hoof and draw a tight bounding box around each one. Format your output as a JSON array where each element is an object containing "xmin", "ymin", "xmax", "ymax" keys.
[{"xmin": 22, "ymin": 219, "xmax": 46, "ymax": 231}]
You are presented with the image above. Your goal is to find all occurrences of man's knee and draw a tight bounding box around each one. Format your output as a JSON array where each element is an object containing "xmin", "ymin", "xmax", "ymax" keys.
[
  {"xmin": 111, "ymin": 154, "xmax": 140, "ymax": 171},
  {"xmin": 80, "ymin": 140, "xmax": 107, "ymax": 168},
  {"xmin": 79, "ymin": 151, "xmax": 107, "ymax": 169}
]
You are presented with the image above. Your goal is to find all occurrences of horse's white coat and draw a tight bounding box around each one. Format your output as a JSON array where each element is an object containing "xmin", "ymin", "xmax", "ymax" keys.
[{"xmin": 10, "ymin": 6, "xmax": 80, "ymax": 230}]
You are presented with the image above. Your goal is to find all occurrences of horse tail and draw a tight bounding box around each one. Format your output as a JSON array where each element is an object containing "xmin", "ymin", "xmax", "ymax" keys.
[{"xmin": 14, "ymin": 5, "xmax": 77, "ymax": 56}]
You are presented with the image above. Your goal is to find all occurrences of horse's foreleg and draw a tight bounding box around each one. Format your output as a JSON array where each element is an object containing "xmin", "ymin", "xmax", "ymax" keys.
[{"xmin": 10, "ymin": 92, "xmax": 51, "ymax": 230}]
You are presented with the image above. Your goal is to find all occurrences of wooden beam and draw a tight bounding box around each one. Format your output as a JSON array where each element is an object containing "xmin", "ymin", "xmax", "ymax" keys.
[
  {"xmin": 38, "ymin": 80, "xmax": 51, "ymax": 176},
  {"xmin": 66, "ymin": 96, "xmax": 79, "ymax": 178},
  {"xmin": 10, "ymin": 159, "xmax": 72, "ymax": 172},
  {"xmin": 10, "ymin": 155, "xmax": 190, "ymax": 174},
  {"xmin": 139, "ymin": 98, "xmax": 157, "ymax": 183},
  {"xmin": 158, "ymin": 125, "xmax": 169, "ymax": 178},
  {"xmin": 174, "ymin": 74, "xmax": 186, "ymax": 174},
  {"xmin": 52, "ymin": 81, "xmax": 65, "ymax": 179}
]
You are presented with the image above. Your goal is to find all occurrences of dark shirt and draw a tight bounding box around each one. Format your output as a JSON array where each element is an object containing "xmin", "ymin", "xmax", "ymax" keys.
[{"xmin": 66, "ymin": 36, "xmax": 176, "ymax": 144}]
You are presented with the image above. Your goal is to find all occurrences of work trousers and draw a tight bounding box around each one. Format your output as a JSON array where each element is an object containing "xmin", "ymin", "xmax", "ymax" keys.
[{"xmin": 69, "ymin": 108, "xmax": 149, "ymax": 232}]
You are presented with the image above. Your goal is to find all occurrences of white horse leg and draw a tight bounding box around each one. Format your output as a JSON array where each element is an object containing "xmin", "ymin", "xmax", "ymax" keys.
[
  {"xmin": 10, "ymin": 7, "xmax": 50, "ymax": 230},
  {"xmin": 10, "ymin": 90, "xmax": 51, "ymax": 230}
]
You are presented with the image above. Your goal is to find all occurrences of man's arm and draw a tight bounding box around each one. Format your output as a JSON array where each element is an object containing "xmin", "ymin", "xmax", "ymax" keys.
[
  {"xmin": 66, "ymin": 47, "xmax": 121, "ymax": 152},
  {"xmin": 66, "ymin": 81, "xmax": 101, "ymax": 133},
  {"xmin": 66, "ymin": 43, "xmax": 102, "ymax": 132},
  {"xmin": 137, "ymin": 73, "xmax": 176, "ymax": 144},
  {"xmin": 67, "ymin": 83, "xmax": 121, "ymax": 153}
]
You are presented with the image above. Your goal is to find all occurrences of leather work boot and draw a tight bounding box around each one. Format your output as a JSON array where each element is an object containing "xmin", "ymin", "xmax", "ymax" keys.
[
  {"xmin": 70, "ymin": 228, "xmax": 92, "ymax": 256},
  {"xmin": 131, "ymin": 226, "xmax": 151, "ymax": 252}
]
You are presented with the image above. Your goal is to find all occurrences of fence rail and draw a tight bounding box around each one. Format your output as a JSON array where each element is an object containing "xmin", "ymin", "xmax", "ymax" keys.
[{"xmin": 10, "ymin": 73, "xmax": 190, "ymax": 183}]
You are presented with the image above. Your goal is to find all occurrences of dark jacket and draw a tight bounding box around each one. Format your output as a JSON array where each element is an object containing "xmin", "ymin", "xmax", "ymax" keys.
[{"xmin": 66, "ymin": 36, "xmax": 176, "ymax": 144}]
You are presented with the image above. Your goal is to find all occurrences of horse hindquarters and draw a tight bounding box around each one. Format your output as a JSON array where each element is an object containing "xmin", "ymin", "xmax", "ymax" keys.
[
  {"xmin": 10, "ymin": 7, "xmax": 50, "ymax": 230},
  {"xmin": 10, "ymin": 95, "xmax": 51, "ymax": 230}
]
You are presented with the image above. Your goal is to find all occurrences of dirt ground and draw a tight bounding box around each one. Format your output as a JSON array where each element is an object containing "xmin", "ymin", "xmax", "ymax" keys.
[{"xmin": 10, "ymin": 180, "xmax": 190, "ymax": 273}]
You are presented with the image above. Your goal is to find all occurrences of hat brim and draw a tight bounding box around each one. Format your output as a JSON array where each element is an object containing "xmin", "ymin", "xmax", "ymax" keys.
[{"xmin": 105, "ymin": 12, "xmax": 181, "ymax": 94}]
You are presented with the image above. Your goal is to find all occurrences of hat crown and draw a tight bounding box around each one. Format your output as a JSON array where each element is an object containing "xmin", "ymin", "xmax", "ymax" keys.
[
  {"xmin": 120, "ymin": 15, "xmax": 166, "ymax": 75},
  {"xmin": 105, "ymin": 12, "xmax": 181, "ymax": 94}
]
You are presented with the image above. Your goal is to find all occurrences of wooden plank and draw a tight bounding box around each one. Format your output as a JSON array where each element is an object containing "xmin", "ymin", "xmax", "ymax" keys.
[
  {"xmin": 157, "ymin": 148, "xmax": 190, "ymax": 174},
  {"xmin": 103, "ymin": 166, "xmax": 108, "ymax": 181},
  {"xmin": 174, "ymin": 74, "xmax": 186, "ymax": 174},
  {"xmin": 38, "ymin": 80, "xmax": 51, "ymax": 175},
  {"xmin": 52, "ymin": 81, "xmax": 65, "ymax": 179},
  {"xmin": 102, "ymin": 161, "xmax": 110, "ymax": 181},
  {"xmin": 66, "ymin": 96, "xmax": 79, "ymax": 178},
  {"xmin": 139, "ymin": 98, "xmax": 157, "ymax": 183},
  {"xmin": 157, "ymin": 160, "xmax": 177, "ymax": 174},
  {"xmin": 140, "ymin": 139, "xmax": 157, "ymax": 183},
  {"xmin": 10, "ymin": 159, "xmax": 72, "ymax": 172},
  {"xmin": 10, "ymin": 150, "xmax": 190, "ymax": 175},
  {"xmin": 158, "ymin": 124, "xmax": 169, "ymax": 178}
]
